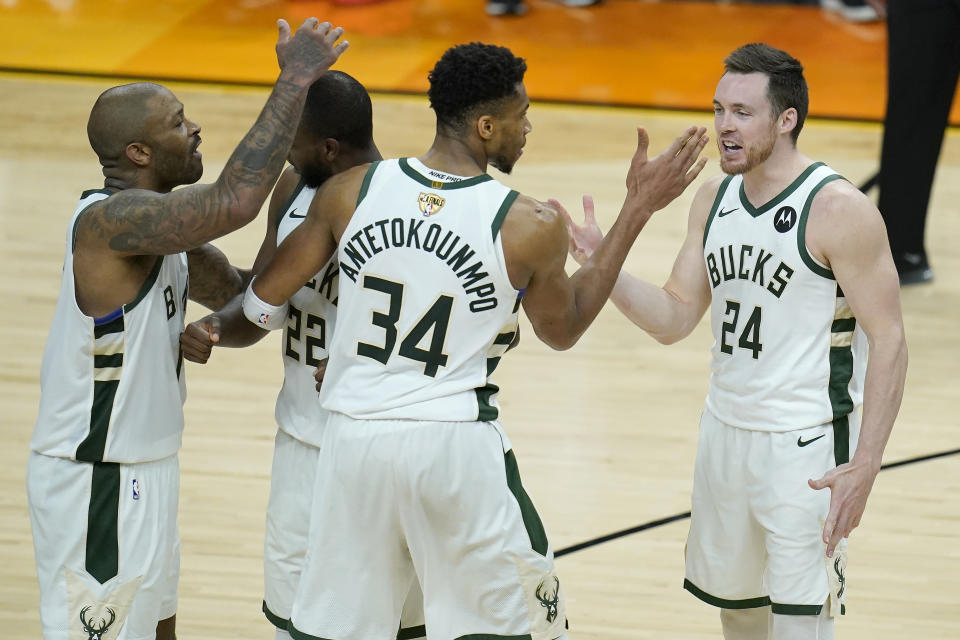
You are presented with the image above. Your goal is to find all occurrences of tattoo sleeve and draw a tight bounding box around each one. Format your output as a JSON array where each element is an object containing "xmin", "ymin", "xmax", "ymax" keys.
[
  {"xmin": 186, "ymin": 244, "xmax": 244, "ymax": 311},
  {"xmin": 85, "ymin": 76, "xmax": 311, "ymax": 257}
]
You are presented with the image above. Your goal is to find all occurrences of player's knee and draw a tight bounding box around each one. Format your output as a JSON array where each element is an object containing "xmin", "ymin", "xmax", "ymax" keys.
[
  {"xmin": 769, "ymin": 609, "xmax": 834, "ymax": 640},
  {"xmin": 155, "ymin": 614, "xmax": 177, "ymax": 640},
  {"xmin": 720, "ymin": 606, "xmax": 769, "ymax": 640}
]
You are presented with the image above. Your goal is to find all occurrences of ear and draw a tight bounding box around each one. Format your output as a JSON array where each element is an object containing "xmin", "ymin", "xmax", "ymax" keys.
[
  {"xmin": 779, "ymin": 107, "xmax": 798, "ymax": 137},
  {"xmin": 322, "ymin": 138, "xmax": 341, "ymax": 162},
  {"xmin": 476, "ymin": 114, "xmax": 496, "ymax": 142},
  {"xmin": 125, "ymin": 142, "xmax": 151, "ymax": 168}
]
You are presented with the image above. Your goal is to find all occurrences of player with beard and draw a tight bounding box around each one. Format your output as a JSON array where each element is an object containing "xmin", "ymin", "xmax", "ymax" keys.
[
  {"xmin": 240, "ymin": 42, "xmax": 708, "ymax": 640},
  {"xmin": 179, "ymin": 71, "xmax": 427, "ymax": 640},
  {"xmin": 561, "ymin": 43, "xmax": 907, "ymax": 640},
  {"xmin": 27, "ymin": 19, "xmax": 347, "ymax": 640}
]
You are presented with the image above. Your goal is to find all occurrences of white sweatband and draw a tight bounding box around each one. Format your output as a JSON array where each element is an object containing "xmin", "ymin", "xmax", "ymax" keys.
[{"xmin": 242, "ymin": 278, "xmax": 288, "ymax": 331}]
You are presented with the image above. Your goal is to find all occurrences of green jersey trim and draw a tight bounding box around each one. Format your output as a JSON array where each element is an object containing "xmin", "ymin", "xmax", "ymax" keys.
[
  {"xmin": 275, "ymin": 178, "xmax": 307, "ymax": 232},
  {"xmin": 357, "ymin": 160, "xmax": 381, "ymax": 207},
  {"xmin": 476, "ymin": 383, "xmax": 500, "ymax": 421},
  {"xmin": 123, "ymin": 256, "xmax": 164, "ymax": 313},
  {"xmin": 85, "ymin": 462, "xmax": 120, "ymax": 584},
  {"xmin": 261, "ymin": 601, "xmax": 287, "ymax": 631},
  {"xmin": 739, "ymin": 162, "xmax": 826, "ymax": 218},
  {"xmin": 504, "ymin": 449, "xmax": 549, "ymax": 557},
  {"xmin": 398, "ymin": 158, "xmax": 493, "ymax": 189},
  {"xmin": 770, "ymin": 603, "xmax": 825, "ymax": 616},
  {"xmin": 684, "ymin": 579, "xmax": 771, "ymax": 609},
  {"xmin": 397, "ymin": 625, "xmax": 427, "ymax": 639},
  {"xmin": 491, "ymin": 190, "xmax": 519, "ymax": 241},
  {"xmin": 72, "ymin": 189, "xmax": 114, "ymax": 252},
  {"xmin": 796, "ymin": 174, "xmax": 844, "ymax": 280},
  {"xmin": 702, "ymin": 175, "xmax": 734, "ymax": 247}
]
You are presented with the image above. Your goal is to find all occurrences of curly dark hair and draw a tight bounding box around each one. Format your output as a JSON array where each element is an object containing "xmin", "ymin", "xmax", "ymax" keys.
[
  {"xmin": 724, "ymin": 43, "xmax": 808, "ymax": 143},
  {"xmin": 428, "ymin": 42, "xmax": 527, "ymax": 131}
]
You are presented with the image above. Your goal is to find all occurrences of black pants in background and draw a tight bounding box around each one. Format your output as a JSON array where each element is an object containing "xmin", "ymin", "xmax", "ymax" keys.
[{"xmin": 877, "ymin": 0, "xmax": 960, "ymax": 264}]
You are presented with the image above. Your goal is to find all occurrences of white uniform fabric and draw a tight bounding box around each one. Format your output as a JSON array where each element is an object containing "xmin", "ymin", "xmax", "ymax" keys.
[
  {"xmin": 702, "ymin": 163, "xmax": 866, "ymax": 432},
  {"xmin": 32, "ymin": 190, "xmax": 189, "ymax": 462},
  {"xmin": 290, "ymin": 160, "xmax": 561, "ymax": 639},
  {"xmin": 684, "ymin": 409, "xmax": 854, "ymax": 617},
  {"xmin": 320, "ymin": 158, "xmax": 521, "ymax": 421},
  {"xmin": 265, "ymin": 180, "xmax": 424, "ymax": 637},
  {"xmin": 273, "ymin": 181, "xmax": 337, "ymax": 447},
  {"xmin": 27, "ymin": 451, "xmax": 180, "ymax": 640},
  {"xmin": 28, "ymin": 190, "xmax": 188, "ymax": 639},
  {"xmin": 290, "ymin": 416, "xmax": 565, "ymax": 640}
]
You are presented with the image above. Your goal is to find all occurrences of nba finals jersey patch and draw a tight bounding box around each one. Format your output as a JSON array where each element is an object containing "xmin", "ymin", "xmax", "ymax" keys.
[
  {"xmin": 66, "ymin": 569, "xmax": 142, "ymax": 640},
  {"xmin": 418, "ymin": 192, "xmax": 446, "ymax": 217}
]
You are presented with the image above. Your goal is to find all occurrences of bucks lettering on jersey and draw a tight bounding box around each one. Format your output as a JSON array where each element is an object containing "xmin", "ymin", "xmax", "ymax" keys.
[
  {"xmin": 320, "ymin": 158, "xmax": 521, "ymax": 421},
  {"xmin": 31, "ymin": 190, "xmax": 189, "ymax": 463},
  {"xmin": 274, "ymin": 180, "xmax": 339, "ymax": 447},
  {"xmin": 702, "ymin": 163, "xmax": 866, "ymax": 433}
]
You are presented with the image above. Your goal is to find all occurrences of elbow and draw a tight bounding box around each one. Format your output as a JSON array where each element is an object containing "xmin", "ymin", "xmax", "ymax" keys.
[{"xmin": 531, "ymin": 325, "xmax": 579, "ymax": 351}]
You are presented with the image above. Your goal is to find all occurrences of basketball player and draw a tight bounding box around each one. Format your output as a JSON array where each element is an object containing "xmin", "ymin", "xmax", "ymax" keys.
[
  {"xmin": 26, "ymin": 19, "xmax": 347, "ymax": 640},
  {"xmin": 179, "ymin": 71, "xmax": 426, "ymax": 640},
  {"xmin": 560, "ymin": 43, "xmax": 907, "ymax": 639},
  {"xmin": 241, "ymin": 42, "xmax": 708, "ymax": 639}
]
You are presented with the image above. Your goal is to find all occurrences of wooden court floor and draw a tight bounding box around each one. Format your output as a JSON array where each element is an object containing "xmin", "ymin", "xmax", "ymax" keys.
[{"xmin": 1, "ymin": 70, "xmax": 958, "ymax": 638}]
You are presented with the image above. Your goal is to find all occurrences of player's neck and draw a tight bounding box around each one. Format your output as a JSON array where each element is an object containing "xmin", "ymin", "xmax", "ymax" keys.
[
  {"xmin": 420, "ymin": 132, "xmax": 487, "ymax": 177},
  {"xmin": 741, "ymin": 144, "xmax": 812, "ymax": 206},
  {"xmin": 102, "ymin": 168, "xmax": 170, "ymax": 194}
]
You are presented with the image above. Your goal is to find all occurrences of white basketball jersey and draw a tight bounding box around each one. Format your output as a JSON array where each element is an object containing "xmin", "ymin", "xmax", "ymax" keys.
[
  {"xmin": 702, "ymin": 163, "xmax": 866, "ymax": 433},
  {"xmin": 31, "ymin": 190, "xmax": 189, "ymax": 463},
  {"xmin": 273, "ymin": 180, "xmax": 339, "ymax": 446},
  {"xmin": 320, "ymin": 158, "xmax": 521, "ymax": 421}
]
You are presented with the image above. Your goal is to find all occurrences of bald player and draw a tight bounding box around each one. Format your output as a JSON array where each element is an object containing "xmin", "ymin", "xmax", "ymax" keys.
[{"xmin": 26, "ymin": 18, "xmax": 347, "ymax": 640}]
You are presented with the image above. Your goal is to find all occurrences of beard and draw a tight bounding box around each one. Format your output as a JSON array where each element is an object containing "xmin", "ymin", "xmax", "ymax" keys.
[
  {"xmin": 489, "ymin": 154, "xmax": 515, "ymax": 175},
  {"xmin": 299, "ymin": 162, "xmax": 333, "ymax": 188},
  {"xmin": 154, "ymin": 148, "xmax": 203, "ymax": 191},
  {"xmin": 720, "ymin": 127, "xmax": 776, "ymax": 175}
]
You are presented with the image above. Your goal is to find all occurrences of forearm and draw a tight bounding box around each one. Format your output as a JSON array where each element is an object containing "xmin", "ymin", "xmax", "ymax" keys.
[
  {"xmin": 187, "ymin": 245, "xmax": 244, "ymax": 311},
  {"xmin": 211, "ymin": 72, "xmax": 311, "ymax": 223},
  {"xmin": 608, "ymin": 273, "xmax": 703, "ymax": 344},
  {"xmin": 212, "ymin": 295, "xmax": 271, "ymax": 348},
  {"xmin": 853, "ymin": 330, "xmax": 908, "ymax": 469}
]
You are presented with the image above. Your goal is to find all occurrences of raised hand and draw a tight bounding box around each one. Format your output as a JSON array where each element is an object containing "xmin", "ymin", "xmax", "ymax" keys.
[
  {"xmin": 808, "ymin": 458, "xmax": 880, "ymax": 557},
  {"xmin": 180, "ymin": 315, "xmax": 221, "ymax": 364},
  {"xmin": 625, "ymin": 126, "xmax": 709, "ymax": 217},
  {"xmin": 275, "ymin": 18, "xmax": 349, "ymax": 84},
  {"xmin": 550, "ymin": 195, "xmax": 603, "ymax": 266}
]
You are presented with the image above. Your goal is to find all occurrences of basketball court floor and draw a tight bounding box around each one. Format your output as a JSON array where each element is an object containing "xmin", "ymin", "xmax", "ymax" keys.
[{"xmin": 1, "ymin": 1, "xmax": 958, "ymax": 638}]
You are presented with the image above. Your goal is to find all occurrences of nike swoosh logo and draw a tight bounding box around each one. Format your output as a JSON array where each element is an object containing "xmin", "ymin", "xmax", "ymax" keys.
[
  {"xmin": 797, "ymin": 434, "xmax": 826, "ymax": 447},
  {"xmin": 718, "ymin": 207, "xmax": 739, "ymax": 217},
  {"xmin": 289, "ymin": 209, "xmax": 306, "ymax": 219}
]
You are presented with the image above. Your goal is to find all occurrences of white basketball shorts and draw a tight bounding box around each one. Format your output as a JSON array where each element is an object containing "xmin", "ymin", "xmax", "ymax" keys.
[
  {"xmin": 264, "ymin": 428, "xmax": 425, "ymax": 638},
  {"xmin": 288, "ymin": 415, "xmax": 566, "ymax": 640},
  {"xmin": 684, "ymin": 408, "xmax": 859, "ymax": 617},
  {"xmin": 27, "ymin": 451, "xmax": 180, "ymax": 640}
]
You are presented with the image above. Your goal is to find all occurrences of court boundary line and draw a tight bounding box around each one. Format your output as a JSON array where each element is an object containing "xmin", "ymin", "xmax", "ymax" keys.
[
  {"xmin": 555, "ymin": 446, "xmax": 960, "ymax": 558},
  {"xmin": 6, "ymin": 65, "xmax": 958, "ymax": 129}
]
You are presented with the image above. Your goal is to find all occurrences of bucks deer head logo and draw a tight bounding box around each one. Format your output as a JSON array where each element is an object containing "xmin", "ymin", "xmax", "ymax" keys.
[
  {"xmin": 834, "ymin": 556, "xmax": 846, "ymax": 599},
  {"xmin": 79, "ymin": 606, "xmax": 116, "ymax": 640},
  {"xmin": 535, "ymin": 576, "xmax": 560, "ymax": 623}
]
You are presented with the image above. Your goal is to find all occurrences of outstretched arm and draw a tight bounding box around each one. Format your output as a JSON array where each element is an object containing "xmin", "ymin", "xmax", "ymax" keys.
[
  {"xmin": 556, "ymin": 175, "xmax": 720, "ymax": 344},
  {"xmin": 509, "ymin": 126, "xmax": 709, "ymax": 350},
  {"xmin": 806, "ymin": 183, "xmax": 907, "ymax": 558},
  {"xmin": 77, "ymin": 19, "xmax": 349, "ymax": 258}
]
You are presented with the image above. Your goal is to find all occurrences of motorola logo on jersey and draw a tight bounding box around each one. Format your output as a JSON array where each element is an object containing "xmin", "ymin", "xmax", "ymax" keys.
[{"xmin": 773, "ymin": 206, "xmax": 797, "ymax": 233}]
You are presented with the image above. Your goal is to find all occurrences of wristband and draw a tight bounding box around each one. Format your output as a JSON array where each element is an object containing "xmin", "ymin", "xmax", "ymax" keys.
[{"xmin": 242, "ymin": 278, "xmax": 288, "ymax": 331}]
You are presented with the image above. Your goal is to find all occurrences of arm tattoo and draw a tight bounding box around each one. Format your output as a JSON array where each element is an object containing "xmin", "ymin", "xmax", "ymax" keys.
[
  {"xmin": 91, "ymin": 78, "xmax": 309, "ymax": 257},
  {"xmin": 186, "ymin": 244, "xmax": 244, "ymax": 311}
]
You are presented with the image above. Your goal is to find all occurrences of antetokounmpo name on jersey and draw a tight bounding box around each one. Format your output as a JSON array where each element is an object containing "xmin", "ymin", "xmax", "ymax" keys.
[
  {"xmin": 705, "ymin": 244, "xmax": 795, "ymax": 298},
  {"xmin": 340, "ymin": 217, "xmax": 498, "ymax": 312}
]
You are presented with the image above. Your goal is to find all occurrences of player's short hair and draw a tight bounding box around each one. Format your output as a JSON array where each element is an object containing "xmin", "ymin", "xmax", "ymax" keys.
[
  {"xmin": 427, "ymin": 42, "xmax": 527, "ymax": 131},
  {"xmin": 724, "ymin": 43, "xmax": 808, "ymax": 143},
  {"xmin": 301, "ymin": 71, "xmax": 373, "ymax": 149}
]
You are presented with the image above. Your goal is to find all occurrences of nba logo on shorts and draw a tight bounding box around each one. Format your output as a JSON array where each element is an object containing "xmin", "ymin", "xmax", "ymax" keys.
[
  {"xmin": 258, "ymin": 312, "xmax": 270, "ymax": 326},
  {"xmin": 132, "ymin": 479, "xmax": 141, "ymax": 500}
]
